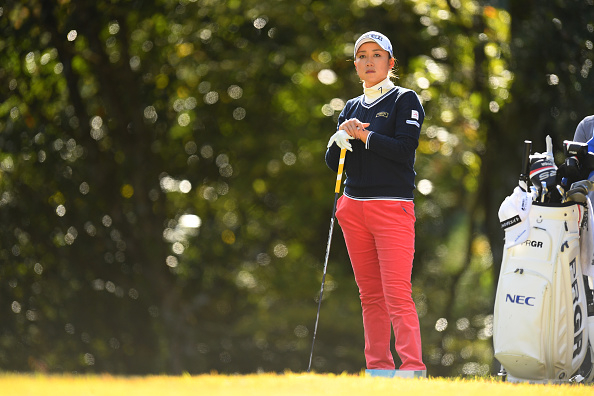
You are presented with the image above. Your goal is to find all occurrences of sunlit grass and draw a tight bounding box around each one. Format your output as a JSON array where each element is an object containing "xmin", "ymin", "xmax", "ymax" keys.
[{"xmin": 2, "ymin": 372, "xmax": 591, "ymax": 396}]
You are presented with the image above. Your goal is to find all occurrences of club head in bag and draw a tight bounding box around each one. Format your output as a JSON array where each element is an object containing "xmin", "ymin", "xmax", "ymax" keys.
[{"xmin": 566, "ymin": 180, "xmax": 594, "ymax": 203}]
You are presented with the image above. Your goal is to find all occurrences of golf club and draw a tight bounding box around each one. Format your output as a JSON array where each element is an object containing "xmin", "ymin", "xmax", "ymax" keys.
[
  {"xmin": 541, "ymin": 181, "xmax": 548, "ymax": 202},
  {"xmin": 307, "ymin": 147, "xmax": 347, "ymax": 373},
  {"xmin": 520, "ymin": 140, "xmax": 532, "ymax": 192},
  {"xmin": 557, "ymin": 185, "xmax": 566, "ymax": 203}
]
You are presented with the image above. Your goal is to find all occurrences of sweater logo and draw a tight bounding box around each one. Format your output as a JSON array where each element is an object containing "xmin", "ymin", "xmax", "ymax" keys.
[
  {"xmin": 376, "ymin": 111, "xmax": 389, "ymax": 118},
  {"xmin": 411, "ymin": 110, "xmax": 419, "ymax": 120}
]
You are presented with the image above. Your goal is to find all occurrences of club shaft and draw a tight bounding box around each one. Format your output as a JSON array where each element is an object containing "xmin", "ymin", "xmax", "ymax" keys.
[
  {"xmin": 307, "ymin": 192, "xmax": 339, "ymax": 372},
  {"xmin": 307, "ymin": 148, "xmax": 346, "ymax": 373}
]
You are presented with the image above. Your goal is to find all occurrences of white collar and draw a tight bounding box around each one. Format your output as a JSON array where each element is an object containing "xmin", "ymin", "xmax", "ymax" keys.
[{"xmin": 363, "ymin": 78, "xmax": 395, "ymax": 103}]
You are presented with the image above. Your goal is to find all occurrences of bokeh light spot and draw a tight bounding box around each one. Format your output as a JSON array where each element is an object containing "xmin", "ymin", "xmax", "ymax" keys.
[
  {"xmin": 121, "ymin": 184, "xmax": 134, "ymax": 198},
  {"xmin": 222, "ymin": 230, "xmax": 236, "ymax": 244}
]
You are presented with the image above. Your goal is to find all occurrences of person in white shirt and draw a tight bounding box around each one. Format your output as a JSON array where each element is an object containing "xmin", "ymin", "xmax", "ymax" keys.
[{"xmin": 573, "ymin": 115, "xmax": 594, "ymax": 143}]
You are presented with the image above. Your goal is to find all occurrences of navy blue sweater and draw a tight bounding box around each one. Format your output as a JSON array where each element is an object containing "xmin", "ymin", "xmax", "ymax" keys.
[{"xmin": 325, "ymin": 87, "xmax": 424, "ymax": 200}]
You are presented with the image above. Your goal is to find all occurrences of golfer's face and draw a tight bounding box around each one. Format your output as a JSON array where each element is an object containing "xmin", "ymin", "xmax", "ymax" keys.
[{"xmin": 354, "ymin": 42, "xmax": 394, "ymax": 87}]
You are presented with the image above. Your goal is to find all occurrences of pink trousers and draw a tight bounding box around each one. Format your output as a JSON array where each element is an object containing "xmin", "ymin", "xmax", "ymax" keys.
[{"xmin": 335, "ymin": 196, "xmax": 425, "ymax": 370}]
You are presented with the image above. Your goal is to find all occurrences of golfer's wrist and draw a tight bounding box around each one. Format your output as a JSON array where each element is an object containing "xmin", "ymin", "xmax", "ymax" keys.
[{"xmin": 358, "ymin": 130, "xmax": 370, "ymax": 143}]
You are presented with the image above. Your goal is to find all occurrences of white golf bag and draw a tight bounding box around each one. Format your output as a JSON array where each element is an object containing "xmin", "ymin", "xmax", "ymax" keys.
[{"xmin": 493, "ymin": 199, "xmax": 594, "ymax": 383}]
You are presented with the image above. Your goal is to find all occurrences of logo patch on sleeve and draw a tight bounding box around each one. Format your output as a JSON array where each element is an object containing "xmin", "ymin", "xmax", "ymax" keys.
[{"xmin": 411, "ymin": 110, "xmax": 419, "ymax": 120}]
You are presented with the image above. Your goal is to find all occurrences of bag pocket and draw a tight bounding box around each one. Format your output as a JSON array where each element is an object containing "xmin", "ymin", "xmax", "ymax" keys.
[{"xmin": 494, "ymin": 268, "xmax": 551, "ymax": 380}]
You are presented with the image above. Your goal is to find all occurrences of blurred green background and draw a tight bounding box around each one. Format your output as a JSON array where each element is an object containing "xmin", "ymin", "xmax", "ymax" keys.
[{"xmin": 1, "ymin": 0, "xmax": 592, "ymax": 376}]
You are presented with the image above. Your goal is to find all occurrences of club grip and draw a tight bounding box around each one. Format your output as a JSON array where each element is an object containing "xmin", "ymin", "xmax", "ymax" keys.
[
  {"xmin": 520, "ymin": 140, "xmax": 532, "ymax": 190},
  {"xmin": 335, "ymin": 149, "xmax": 347, "ymax": 193}
]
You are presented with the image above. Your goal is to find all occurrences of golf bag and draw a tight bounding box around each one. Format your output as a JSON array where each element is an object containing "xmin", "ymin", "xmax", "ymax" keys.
[
  {"xmin": 494, "ymin": 201, "xmax": 594, "ymax": 383},
  {"xmin": 493, "ymin": 137, "xmax": 594, "ymax": 383}
]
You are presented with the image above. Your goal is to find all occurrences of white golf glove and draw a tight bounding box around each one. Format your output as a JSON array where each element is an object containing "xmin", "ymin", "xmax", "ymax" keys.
[{"xmin": 327, "ymin": 129, "xmax": 353, "ymax": 152}]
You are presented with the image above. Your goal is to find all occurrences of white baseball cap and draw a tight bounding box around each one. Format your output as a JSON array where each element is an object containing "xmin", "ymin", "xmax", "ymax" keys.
[
  {"xmin": 498, "ymin": 186, "xmax": 533, "ymax": 248},
  {"xmin": 354, "ymin": 31, "xmax": 394, "ymax": 58}
]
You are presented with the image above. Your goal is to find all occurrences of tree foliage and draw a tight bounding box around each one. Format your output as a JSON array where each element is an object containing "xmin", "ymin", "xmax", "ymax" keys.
[{"xmin": 0, "ymin": 0, "xmax": 592, "ymax": 376}]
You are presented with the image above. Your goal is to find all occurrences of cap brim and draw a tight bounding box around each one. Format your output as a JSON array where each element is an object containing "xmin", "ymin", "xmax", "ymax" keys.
[
  {"xmin": 354, "ymin": 38, "xmax": 374, "ymax": 57},
  {"xmin": 354, "ymin": 38, "xmax": 393, "ymax": 58}
]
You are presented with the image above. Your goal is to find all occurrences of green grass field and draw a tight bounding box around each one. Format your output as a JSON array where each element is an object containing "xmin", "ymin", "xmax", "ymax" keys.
[{"xmin": 1, "ymin": 372, "xmax": 591, "ymax": 396}]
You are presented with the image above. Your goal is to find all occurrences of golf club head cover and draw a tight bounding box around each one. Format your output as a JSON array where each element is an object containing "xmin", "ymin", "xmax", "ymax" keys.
[
  {"xmin": 556, "ymin": 156, "xmax": 581, "ymax": 188},
  {"xmin": 529, "ymin": 154, "xmax": 557, "ymax": 191}
]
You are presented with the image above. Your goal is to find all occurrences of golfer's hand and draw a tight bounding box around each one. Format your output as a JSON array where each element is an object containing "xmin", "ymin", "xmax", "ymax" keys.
[
  {"xmin": 327, "ymin": 129, "xmax": 354, "ymax": 152},
  {"xmin": 340, "ymin": 119, "xmax": 370, "ymax": 142}
]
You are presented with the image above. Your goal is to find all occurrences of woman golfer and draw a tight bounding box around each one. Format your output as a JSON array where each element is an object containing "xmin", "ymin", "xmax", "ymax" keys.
[{"xmin": 325, "ymin": 31, "xmax": 426, "ymax": 375}]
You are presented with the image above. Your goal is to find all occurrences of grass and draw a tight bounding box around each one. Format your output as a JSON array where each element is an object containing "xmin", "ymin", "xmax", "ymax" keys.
[{"xmin": 1, "ymin": 372, "xmax": 591, "ymax": 396}]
